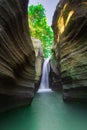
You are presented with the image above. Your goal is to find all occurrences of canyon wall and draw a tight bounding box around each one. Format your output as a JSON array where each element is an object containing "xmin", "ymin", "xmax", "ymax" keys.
[
  {"xmin": 0, "ymin": 0, "xmax": 38, "ymax": 111},
  {"xmin": 52, "ymin": 0, "xmax": 87, "ymax": 102}
]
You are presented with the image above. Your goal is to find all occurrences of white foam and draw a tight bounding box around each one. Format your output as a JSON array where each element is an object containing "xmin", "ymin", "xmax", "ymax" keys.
[{"xmin": 38, "ymin": 88, "xmax": 52, "ymax": 93}]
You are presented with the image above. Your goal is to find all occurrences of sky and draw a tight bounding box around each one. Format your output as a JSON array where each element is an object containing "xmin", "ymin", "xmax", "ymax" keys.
[{"xmin": 29, "ymin": 0, "xmax": 59, "ymax": 25}]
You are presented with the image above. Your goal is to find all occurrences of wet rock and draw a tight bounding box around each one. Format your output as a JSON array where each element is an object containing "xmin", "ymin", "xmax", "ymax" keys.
[
  {"xmin": 52, "ymin": 0, "xmax": 87, "ymax": 102},
  {"xmin": 0, "ymin": 0, "xmax": 36, "ymax": 111},
  {"xmin": 49, "ymin": 59, "xmax": 62, "ymax": 91}
]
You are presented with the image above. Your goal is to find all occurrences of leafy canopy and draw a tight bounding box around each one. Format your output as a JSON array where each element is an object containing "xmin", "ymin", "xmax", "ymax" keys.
[{"xmin": 28, "ymin": 4, "xmax": 54, "ymax": 58}]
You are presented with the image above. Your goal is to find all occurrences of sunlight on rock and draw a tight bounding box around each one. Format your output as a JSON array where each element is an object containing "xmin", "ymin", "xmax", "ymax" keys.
[
  {"xmin": 65, "ymin": 10, "xmax": 74, "ymax": 27},
  {"xmin": 57, "ymin": 3, "xmax": 74, "ymax": 42}
]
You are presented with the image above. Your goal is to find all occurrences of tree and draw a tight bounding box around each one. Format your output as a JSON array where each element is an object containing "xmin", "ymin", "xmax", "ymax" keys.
[{"xmin": 28, "ymin": 4, "xmax": 54, "ymax": 58}]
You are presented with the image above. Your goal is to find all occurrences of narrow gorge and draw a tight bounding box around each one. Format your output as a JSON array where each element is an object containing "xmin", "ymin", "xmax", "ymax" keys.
[{"xmin": 0, "ymin": 0, "xmax": 87, "ymax": 112}]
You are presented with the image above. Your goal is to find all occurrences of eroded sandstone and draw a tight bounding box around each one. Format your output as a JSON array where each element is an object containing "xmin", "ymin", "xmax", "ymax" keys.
[
  {"xmin": 52, "ymin": 0, "xmax": 87, "ymax": 102},
  {"xmin": 0, "ymin": 0, "xmax": 36, "ymax": 111}
]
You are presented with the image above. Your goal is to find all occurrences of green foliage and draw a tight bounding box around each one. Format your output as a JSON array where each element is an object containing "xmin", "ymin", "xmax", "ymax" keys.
[{"xmin": 28, "ymin": 4, "xmax": 54, "ymax": 58}]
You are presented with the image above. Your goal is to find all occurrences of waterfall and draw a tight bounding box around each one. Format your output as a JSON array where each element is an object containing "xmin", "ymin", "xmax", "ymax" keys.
[{"xmin": 38, "ymin": 57, "xmax": 52, "ymax": 93}]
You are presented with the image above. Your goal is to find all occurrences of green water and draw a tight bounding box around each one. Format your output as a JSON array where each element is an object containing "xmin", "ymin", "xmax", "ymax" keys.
[{"xmin": 0, "ymin": 92, "xmax": 87, "ymax": 130}]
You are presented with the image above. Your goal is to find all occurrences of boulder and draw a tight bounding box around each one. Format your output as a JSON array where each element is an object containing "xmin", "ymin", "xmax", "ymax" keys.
[
  {"xmin": 52, "ymin": 0, "xmax": 87, "ymax": 102},
  {"xmin": 0, "ymin": 0, "xmax": 36, "ymax": 112}
]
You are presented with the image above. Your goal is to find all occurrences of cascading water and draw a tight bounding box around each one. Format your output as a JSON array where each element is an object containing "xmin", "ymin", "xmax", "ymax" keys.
[{"xmin": 38, "ymin": 57, "xmax": 52, "ymax": 93}]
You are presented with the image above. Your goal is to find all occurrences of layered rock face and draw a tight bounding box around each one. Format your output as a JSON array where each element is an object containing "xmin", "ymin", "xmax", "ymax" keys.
[
  {"xmin": 31, "ymin": 37, "xmax": 44, "ymax": 90},
  {"xmin": 0, "ymin": 0, "xmax": 36, "ymax": 111},
  {"xmin": 52, "ymin": 0, "xmax": 87, "ymax": 101}
]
